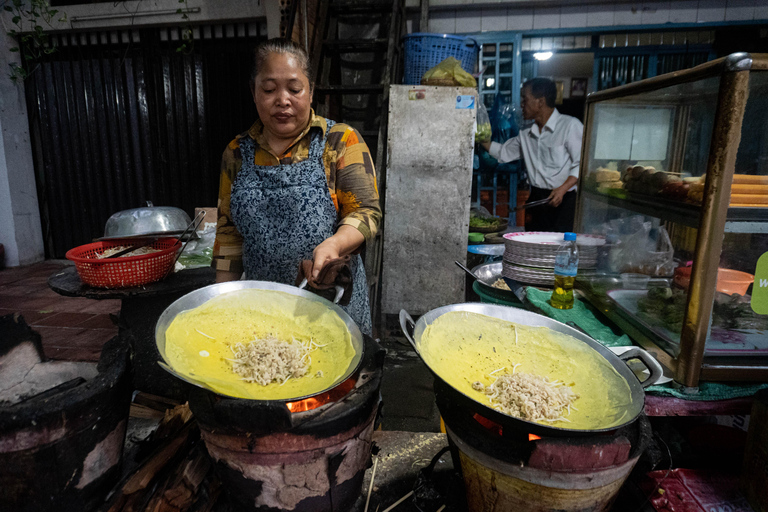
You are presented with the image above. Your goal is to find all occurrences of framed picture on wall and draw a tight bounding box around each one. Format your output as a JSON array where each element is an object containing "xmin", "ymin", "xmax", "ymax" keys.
[
  {"xmin": 555, "ymin": 81, "xmax": 564, "ymax": 105},
  {"xmin": 571, "ymin": 78, "xmax": 588, "ymax": 98}
]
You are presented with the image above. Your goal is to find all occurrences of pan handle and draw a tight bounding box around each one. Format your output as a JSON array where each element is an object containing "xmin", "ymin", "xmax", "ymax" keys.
[
  {"xmin": 298, "ymin": 279, "xmax": 345, "ymax": 304},
  {"xmin": 398, "ymin": 310, "xmax": 418, "ymax": 351},
  {"xmin": 617, "ymin": 347, "xmax": 664, "ymax": 388}
]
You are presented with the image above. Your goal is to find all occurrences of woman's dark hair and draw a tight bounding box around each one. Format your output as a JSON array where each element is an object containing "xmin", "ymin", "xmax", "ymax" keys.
[
  {"xmin": 522, "ymin": 77, "xmax": 557, "ymax": 108},
  {"xmin": 250, "ymin": 38, "xmax": 313, "ymax": 90}
]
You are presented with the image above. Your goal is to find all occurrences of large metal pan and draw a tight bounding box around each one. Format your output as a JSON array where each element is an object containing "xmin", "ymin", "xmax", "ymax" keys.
[
  {"xmin": 399, "ymin": 303, "xmax": 663, "ymax": 437},
  {"xmin": 155, "ymin": 280, "xmax": 364, "ymax": 401}
]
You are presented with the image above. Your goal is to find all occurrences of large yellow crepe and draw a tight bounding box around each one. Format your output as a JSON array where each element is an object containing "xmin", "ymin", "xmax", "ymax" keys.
[
  {"xmin": 164, "ymin": 289, "xmax": 356, "ymax": 400},
  {"xmin": 420, "ymin": 311, "xmax": 635, "ymax": 430}
]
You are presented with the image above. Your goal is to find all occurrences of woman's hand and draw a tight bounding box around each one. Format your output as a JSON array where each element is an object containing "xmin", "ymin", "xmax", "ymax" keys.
[{"xmin": 311, "ymin": 225, "xmax": 364, "ymax": 284}]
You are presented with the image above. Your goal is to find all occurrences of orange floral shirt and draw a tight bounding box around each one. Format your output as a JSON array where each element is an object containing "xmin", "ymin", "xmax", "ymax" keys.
[{"xmin": 213, "ymin": 111, "xmax": 381, "ymax": 273}]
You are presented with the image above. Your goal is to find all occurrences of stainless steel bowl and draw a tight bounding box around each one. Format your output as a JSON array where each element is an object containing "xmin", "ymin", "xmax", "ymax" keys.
[{"xmin": 103, "ymin": 202, "xmax": 192, "ymax": 239}]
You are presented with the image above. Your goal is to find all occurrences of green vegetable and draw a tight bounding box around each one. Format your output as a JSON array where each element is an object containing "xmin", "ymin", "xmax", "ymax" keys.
[
  {"xmin": 469, "ymin": 216, "xmax": 500, "ymax": 228},
  {"xmin": 475, "ymin": 123, "xmax": 492, "ymax": 143}
]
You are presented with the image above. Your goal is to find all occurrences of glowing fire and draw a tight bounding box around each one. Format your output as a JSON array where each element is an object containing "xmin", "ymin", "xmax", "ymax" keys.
[
  {"xmin": 471, "ymin": 413, "xmax": 542, "ymax": 441},
  {"xmin": 286, "ymin": 376, "xmax": 357, "ymax": 413}
]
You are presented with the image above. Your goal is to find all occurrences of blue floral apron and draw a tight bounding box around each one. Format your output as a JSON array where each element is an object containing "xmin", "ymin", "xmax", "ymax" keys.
[{"xmin": 230, "ymin": 120, "xmax": 372, "ymax": 335}]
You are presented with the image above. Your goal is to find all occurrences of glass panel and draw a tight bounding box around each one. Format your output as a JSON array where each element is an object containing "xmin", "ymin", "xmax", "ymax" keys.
[
  {"xmin": 483, "ymin": 43, "xmax": 496, "ymax": 56},
  {"xmin": 499, "ymin": 44, "xmax": 514, "ymax": 74},
  {"xmin": 711, "ymin": 231, "xmax": 768, "ymax": 355},
  {"xmin": 483, "ymin": 93, "xmax": 495, "ymax": 109},
  {"xmin": 482, "ymin": 60, "xmax": 496, "ymax": 81},
  {"xmin": 499, "ymin": 77, "xmax": 512, "ymax": 94},
  {"xmin": 736, "ymin": 71, "xmax": 768, "ymax": 176}
]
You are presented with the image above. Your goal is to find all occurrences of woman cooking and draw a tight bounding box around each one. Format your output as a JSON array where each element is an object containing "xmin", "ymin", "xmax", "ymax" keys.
[{"xmin": 212, "ymin": 38, "xmax": 381, "ymax": 335}]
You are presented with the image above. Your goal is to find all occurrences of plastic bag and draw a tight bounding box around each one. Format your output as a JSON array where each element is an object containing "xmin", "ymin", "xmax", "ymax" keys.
[
  {"xmin": 599, "ymin": 216, "xmax": 675, "ymax": 276},
  {"xmin": 475, "ymin": 102, "xmax": 491, "ymax": 144},
  {"xmin": 175, "ymin": 222, "xmax": 216, "ymax": 270},
  {"xmin": 421, "ymin": 56, "xmax": 477, "ymax": 87},
  {"xmin": 490, "ymin": 94, "xmax": 520, "ymax": 143}
]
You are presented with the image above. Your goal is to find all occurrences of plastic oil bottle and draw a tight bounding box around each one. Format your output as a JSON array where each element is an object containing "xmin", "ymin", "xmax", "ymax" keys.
[{"xmin": 551, "ymin": 232, "xmax": 579, "ymax": 310}]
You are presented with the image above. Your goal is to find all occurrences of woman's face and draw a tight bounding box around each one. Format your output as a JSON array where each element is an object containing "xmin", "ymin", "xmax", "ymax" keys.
[{"xmin": 252, "ymin": 52, "xmax": 312, "ymax": 142}]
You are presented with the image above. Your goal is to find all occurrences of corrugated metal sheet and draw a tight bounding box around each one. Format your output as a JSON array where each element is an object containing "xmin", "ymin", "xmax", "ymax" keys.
[{"xmin": 25, "ymin": 26, "xmax": 264, "ymax": 257}]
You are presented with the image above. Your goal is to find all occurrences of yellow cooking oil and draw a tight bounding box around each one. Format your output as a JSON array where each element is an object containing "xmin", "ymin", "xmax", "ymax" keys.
[{"xmin": 551, "ymin": 274, "xmax": 575, "ymax": 309}]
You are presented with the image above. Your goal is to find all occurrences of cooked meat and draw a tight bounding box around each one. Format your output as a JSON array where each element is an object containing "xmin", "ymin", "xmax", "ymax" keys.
[
  {"xmin": 229, "ymin": 336, "xmax": 310, "ymax": 386},
  {"xmin": 479, "ymin": 372, "xmax": 579, "ymax": 422}
]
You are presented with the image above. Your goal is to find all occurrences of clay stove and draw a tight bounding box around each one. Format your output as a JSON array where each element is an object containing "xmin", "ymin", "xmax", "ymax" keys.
[
  {"xmin": 435, "ymin": 377, "xmax": 652, "ymax": 512},
  {"xmin": 188, "ymin": 335, "xmax": 385, "ymax": 512}
]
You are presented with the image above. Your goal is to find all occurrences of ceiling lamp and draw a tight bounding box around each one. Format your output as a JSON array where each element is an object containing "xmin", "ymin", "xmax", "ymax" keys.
[{"xmin": 533, "ymin": 51, "xmax": 553, "ymax": 60}]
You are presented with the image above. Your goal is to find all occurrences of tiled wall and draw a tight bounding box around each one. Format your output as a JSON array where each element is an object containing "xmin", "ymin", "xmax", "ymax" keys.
[{"xmin": 427, "ymin": 1, "xmax": 768, "ymax": 34}]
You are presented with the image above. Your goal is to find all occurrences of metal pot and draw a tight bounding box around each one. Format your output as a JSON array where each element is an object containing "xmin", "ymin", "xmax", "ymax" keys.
[
  {"xmin": 154, "ymin": 280, "xmax": 365, "ymax": 401},
  {"xmin": 102, "ymin": 202, "xmax": 193, "ymax": 240},
  {"xmin": 399, "ymin": 303, "xmax": 663, "ymax": 437}
]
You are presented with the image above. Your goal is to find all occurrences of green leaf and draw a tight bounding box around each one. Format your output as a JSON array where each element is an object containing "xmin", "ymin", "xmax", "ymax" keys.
[
  {"xmin": 9, "ymin": 47, "xmax": 19, "ymax": 52},
  {"xmin": 4, "ymin": 6, "xmax": 13, "ymax": 12},
  {"xmin": 12, "ymin": 15, "xmax": 20, "ymax": 23},
  {"xmin": 176, "ymin": 8, "xmax": 182, "ymax": 13}
]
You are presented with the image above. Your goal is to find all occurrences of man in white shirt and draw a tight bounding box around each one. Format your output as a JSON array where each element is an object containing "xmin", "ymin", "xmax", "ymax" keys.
[{"xmin": 481, "ymin": 78, "xmax": 583, "ymax": 232}]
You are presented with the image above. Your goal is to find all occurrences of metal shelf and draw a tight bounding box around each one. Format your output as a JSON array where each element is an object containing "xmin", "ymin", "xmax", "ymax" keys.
[{"xmin": 582, "ymin": 189, "xmax": 768, "ymax": 233}]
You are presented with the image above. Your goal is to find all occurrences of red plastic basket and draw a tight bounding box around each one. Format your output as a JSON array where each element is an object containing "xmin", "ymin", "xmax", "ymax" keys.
[{"xmin": 65, "ymin": 238, "xmax": 180, "ymax": 289}]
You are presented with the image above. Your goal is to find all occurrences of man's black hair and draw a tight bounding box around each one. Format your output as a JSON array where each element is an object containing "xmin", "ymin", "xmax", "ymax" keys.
[{"xmin": 522, "ymin": 77, "xmax": 557, "ymax": 108}]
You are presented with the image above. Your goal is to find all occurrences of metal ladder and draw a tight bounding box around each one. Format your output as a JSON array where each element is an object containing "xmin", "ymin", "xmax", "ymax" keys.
[{"xmin": 288, "ymin": 0, "xmax": 406, "ymax": 333}]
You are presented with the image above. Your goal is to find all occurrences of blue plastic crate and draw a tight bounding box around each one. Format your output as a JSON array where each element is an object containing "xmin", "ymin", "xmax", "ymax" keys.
[{"xmin": 402, "ymin": 32, "xmax": 478, "ymax": 85}]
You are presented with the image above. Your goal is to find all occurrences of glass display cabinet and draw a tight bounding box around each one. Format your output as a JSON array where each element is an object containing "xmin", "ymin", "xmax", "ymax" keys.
[{"xmin": 575, "ymin": 53, "xmax": 768, "ymax": 392}]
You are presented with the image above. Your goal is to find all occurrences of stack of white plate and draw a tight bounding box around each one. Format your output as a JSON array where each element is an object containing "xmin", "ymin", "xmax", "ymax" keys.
[{"xmin": 501, "ymin": 232, "xmax": 605, "ymax": 287}]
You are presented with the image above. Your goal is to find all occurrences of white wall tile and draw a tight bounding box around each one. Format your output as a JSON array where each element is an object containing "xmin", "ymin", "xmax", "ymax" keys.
[
  {"xmin": 755, "ymin": 2, "xmax": 768, "ymax": 19},
  {"xmin": 642, "ymin": 1, "xmax": 671, "ymax": 24},
  {"xmin": 455, "ymin": 10, "xmax": 482, "ymax": 33},
  {"xmin": 429, "ymin": 10, "xmax": 457, "ymax": 34},
  {"xmin": 508, "ymin": 7, "xmax": 534, "ymax": 31},
  {"xmin": 481, "ymin": 8, "xmax": 508, "ymax": 32},
  {"xmin": 697, "ymin": 0, "xmax": 726, "ymax": 22},
  {"xmin": 669, "ymin": 0, "xmax": 699, "ymax": 23},
  {"xmin": 614, "ymin": 4, "xmax": 644, "ymax": 25},
  {"xmin": 725, "ymin": 0, "xmax": 755, "ymax": 21},
  {"xmin": 560, "ymin": 6, "xmax": 588, "ymax": 29},
  {"xmin": 533, "ymin": 6, "xmax": 561, "ymax": 29},
  {"xmin": 587, "ymin": 4, "xmax": 615, "ymax": 26}
]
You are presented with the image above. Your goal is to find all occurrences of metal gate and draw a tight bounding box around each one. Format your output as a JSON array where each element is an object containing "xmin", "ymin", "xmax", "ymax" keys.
[{"xmin": 24, "ymin": 25, "xmax": 265, "ymax": 258}]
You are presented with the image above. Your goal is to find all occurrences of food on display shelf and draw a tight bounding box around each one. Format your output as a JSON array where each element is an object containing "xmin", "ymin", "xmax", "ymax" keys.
[
  {"xmin": 637, "ymin": 287, "xmax": 687, "ymax": 333},
  {"xmin": 687, "ymin": 175, "xmax": 768, "ymax": 206},
  {"xmin": 597, "ymin": 181, "xmax": 624, "ymax": 193},
  {"xmin": 595, "ymin": 168, "xmax": 621, "ymax": 183},
  {"xmin": 635, "ymin": 285, "xmax": 768, "ymax": 335}
]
